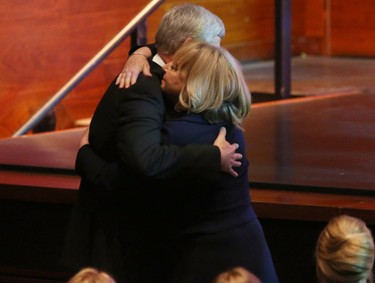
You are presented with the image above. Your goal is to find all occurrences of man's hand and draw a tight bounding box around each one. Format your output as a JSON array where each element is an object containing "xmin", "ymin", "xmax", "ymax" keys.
[
  {"xmin": 79, "ymin": 127, "xmax": 90, "ymax": 149},
  {"xmin": 214, "ymin": 127, "xmax": 242, "ymax": 177},
  {"xmin": 115, "ymin": 47, "xmax": 152, "ymax": 88}
]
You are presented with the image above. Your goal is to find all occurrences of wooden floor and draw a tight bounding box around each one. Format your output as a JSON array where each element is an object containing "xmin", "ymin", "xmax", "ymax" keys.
[
  {"xmin": 246, "ymin": 93, "xmax": 375, "ymax": 192},
  {"xmin": 241, "ymin": 56, "xmax": 375, "ymax": 224},
  {"xmin": 244, "ymin": 55, "xmax": 375, "ymax": 97}
]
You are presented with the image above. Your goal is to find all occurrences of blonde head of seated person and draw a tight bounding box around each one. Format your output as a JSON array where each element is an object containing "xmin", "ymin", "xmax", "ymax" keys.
[
  {"xmin": 213, "ymin": 266, "xmax": 261, "ymax": 283},
  {"xmin": 67, "ymin": 267, "xmax": 116, "ymax": 283},
  {"xmin": 316, "ymin": 215, "xmax": 375, "ymax": 283}
]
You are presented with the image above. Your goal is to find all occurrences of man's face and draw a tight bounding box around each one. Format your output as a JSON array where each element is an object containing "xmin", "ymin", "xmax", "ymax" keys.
[{"xmin": 161, "ymin": 62, "xmax": 187, "ymax": 97}]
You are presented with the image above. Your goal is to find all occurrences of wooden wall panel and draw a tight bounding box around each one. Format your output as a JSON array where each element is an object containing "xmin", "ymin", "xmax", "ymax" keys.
[
  {"xmin": 330, "ymin": 0, "xmax": 375, "ymax": 56},
  {"xmin": 288, "ymin": 0, "xmax": 375, "ymax": 57},
  {"xmin": 0, "ymin": 0, "xmax": 150, "ymax": 138},
  {"xmin": 291, "ymin": 0, "xmax": 328, "ymax": 55},
  {"xmin": 136, "ymin": 0, "xmax": 276, "ymax": 62}
]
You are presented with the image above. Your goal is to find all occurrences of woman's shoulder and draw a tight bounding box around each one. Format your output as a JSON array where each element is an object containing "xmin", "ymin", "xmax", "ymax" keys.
[{"xmin": 163, "ymin": 114, "xmax": 243, "ymax": 144}]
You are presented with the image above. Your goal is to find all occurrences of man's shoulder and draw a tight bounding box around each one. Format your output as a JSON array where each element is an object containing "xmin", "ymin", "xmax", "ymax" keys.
[
  {"xmin": 127, "ymin": 62, "xmax": 163, "ymax": 95},
  {"xmin": 149, "ymin": 60, "xmax": 165, "ymax": 79}
]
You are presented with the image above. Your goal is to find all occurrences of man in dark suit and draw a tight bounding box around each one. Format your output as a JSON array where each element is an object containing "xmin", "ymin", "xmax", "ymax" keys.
[{"xmin": 64, "ymin": 4, "xmax": 242, "ymax": 283}]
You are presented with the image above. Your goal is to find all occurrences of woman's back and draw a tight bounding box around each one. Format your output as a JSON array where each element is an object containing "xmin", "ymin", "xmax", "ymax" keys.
[{"xmin": 162, "ymin": 113, "xmax": 256, "ymax": 234}]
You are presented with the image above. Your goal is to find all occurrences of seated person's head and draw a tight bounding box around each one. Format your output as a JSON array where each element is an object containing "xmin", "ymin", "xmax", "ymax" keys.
[
  {"xmin": 67, "ymin": 267, "xmax": 116, "ymax": 283},
  {"xmin": 161, "ymin": 41, "xmax": 251, "ymax": 129},
  {"xmin": 316, "ymin": 215, "xmax": 374, "ymax": 283},
  {"xmin": 213, "ymin": 266, "xmax": 261, "ymax": 283},
  {"xmin": 155, "ymin": 4, "xmax": 225, "ymax": 55}
]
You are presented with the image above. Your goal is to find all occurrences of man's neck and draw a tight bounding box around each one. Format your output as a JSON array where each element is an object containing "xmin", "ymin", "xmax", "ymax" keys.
[{"xmin": 158, "ymin": 52, "xmax": 174, "ymax": 64}]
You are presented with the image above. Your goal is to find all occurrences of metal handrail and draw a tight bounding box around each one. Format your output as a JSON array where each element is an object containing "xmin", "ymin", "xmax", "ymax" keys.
[{"xmin": 13, "ymin": 0, "xmax": 164, "ymax": 137}]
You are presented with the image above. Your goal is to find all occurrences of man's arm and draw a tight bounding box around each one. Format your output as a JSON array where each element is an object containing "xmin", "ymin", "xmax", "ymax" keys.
[
  {"xmin": 76, "ymin": 127, "xmax": 241, "ymax": 189},
  {"xmin": 76, "ymin": 144, "xmax": 127, "ymax": 190},
  {"xmin": 86, "ymin": 72, "xmax": 240, "ymax": 187},
  {"xmin": 114, "ymin": 74, "xmax": 221, "ymax": 181}
]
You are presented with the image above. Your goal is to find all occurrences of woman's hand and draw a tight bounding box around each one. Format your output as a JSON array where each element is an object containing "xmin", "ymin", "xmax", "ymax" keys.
[
  {"xmin": 115, "ymin": 47, "xmax": 152, "ymax": 88},
  {"xmin": 214, "ymin": 127, "xmax": 242, "ymax": 177}
]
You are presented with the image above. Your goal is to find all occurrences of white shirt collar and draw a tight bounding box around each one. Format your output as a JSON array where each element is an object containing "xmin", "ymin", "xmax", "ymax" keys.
[{"xmin": 152, "ymin": 53, "xmax": 165, "ymax": 67}]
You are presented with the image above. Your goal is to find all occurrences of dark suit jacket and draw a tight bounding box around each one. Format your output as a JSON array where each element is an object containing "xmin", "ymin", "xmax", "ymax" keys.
[
  {"xmin": 76, "ymin": 60, "xmax": 221, "ymax": 189},
  {"xmin": 64, "ymin": 60, "xmax": 222, "ymax": 278}
]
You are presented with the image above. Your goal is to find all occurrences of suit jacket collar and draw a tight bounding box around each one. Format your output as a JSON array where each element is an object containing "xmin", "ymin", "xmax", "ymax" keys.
[{"xmin": 149, "ymin": 59, "xmax": 165, "ymax": 82}]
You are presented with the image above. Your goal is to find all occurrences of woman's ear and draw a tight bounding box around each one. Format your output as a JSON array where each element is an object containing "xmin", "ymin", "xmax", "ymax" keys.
[{"xmin": 183, "ymin": 37, "xmax": 193, "ymax": 44}]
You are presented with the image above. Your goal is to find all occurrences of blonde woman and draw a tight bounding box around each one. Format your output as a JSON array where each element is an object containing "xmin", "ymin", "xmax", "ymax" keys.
[
  {"xmin": 157, "ymin": 41, "xmax": 278, "ymax": 283},
  {"xmin": 316, "ymin": 215, "xmax": 374, "ymax": 283},
  {"xmin": 68, "ymin": 268, "xmax": 116, "ymax": 283}
]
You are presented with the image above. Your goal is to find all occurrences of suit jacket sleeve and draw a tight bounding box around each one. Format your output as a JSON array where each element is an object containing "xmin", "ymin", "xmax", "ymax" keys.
[
  {"xmin": 115, "ymin": 74, "xmax": 221, "ymax": 181},
  {"xmin": 76, "ymin": 144, "xmax": 129, "ymax": 190},
  {"xmin": 77, "ymin": 71, "xmax": 221, "ymax": 187}
]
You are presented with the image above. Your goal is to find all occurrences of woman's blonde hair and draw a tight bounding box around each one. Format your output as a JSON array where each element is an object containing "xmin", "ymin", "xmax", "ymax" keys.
[
  {"xmin": 68, "ymin": 267, "xmax": 116, "ymax": 283},
  {"xmin": 316, "ymin": 215, "xmax": 375, "ymax": 283},
  {"xmin": 173, "ymin": 41, "xmax": 251, "ymax": 129}
]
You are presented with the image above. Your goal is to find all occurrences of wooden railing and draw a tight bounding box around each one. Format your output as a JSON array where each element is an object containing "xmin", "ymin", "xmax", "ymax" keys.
[{"xmin": 12, "ymin": 0, "xmax": 165, "ymax": 137}]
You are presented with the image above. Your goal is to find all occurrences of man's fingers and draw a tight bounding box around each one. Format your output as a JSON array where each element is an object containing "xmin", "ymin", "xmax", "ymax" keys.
[
  {"xmin": 227, "ymin": 143, "xmax": 240, "ymax": 154},
  {"xmin": 213, "ymin": 127, "xmax": 227, "ymax": 147},
  {"xmin": 214, "ymin": 127, "xmax": 228, "ymax": 147},
  {"xmin": 218, "ymin": 127, "xmax": 227, "ymax": 138},
  {"xmin": 215, "ymin": 127, "xmax": 243, "ymax": 177},
  {"xmin": 229, "ymin": 168, "xmax": 239, "ymax": 177},
  {"xmin": 232, "ymin": 160, "xmax": 242, "ymax": 168},
  {"xmin": 234, "ymin": 152, "xmax": 242, "ymax": 161}
]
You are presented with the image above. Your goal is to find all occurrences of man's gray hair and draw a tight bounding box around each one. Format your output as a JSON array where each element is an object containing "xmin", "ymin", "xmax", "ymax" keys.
[{"xmin": 155, "ymin": 4, "xmax": 225, "ymax": 55}]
